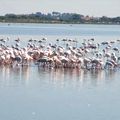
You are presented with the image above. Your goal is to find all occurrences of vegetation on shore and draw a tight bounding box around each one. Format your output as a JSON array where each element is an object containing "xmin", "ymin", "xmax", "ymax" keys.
[{"xmin": 0, "ymin": 12, "xmax": 120, "ymax": 24}]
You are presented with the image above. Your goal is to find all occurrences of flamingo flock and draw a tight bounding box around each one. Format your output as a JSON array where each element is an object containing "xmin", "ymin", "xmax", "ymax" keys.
[{"xmin": 0, "ymin": 37, "xmax": 120, "ymax": 70}]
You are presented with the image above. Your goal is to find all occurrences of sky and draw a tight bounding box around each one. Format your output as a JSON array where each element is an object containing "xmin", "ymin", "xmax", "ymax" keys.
[{"xmin": 0, "ymin": 0, "xmax": 120, "ymax": 17}]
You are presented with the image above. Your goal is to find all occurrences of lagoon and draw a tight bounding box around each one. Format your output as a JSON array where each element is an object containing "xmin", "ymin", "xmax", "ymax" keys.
[{"xmin": 0, "ymin": 23, "xmax": 120, "ymax": 120}]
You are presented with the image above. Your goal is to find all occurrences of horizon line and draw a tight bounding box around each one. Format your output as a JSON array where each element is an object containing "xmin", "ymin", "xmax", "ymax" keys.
[{"xmin": 0, "ymin": 11, "xmax": 120, "ymax": 18}]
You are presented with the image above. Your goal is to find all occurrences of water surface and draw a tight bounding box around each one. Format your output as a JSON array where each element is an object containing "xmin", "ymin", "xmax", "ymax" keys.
[{"xmin": 0, "ymin": 23, "xmax": 120, "ymax": 120}]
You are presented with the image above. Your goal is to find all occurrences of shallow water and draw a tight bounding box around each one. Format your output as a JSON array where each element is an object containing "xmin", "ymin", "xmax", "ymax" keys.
[
  {"xmin": 0, "ymin": 66, "xmax": 120, "ymax": 120},
  {"xmin": 0, "ymin": 23, "xmax": 120, "ymax": 120}
]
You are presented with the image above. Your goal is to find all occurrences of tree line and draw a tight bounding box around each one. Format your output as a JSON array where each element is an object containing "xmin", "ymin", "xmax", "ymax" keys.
[{"xmin": 0, "ymin": 12, "xmax": 120, "ymax": 24}]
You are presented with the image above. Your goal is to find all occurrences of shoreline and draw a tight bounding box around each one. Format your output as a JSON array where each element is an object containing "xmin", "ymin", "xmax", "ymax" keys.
[{"xmin": 0, "ymin": 22, "xmax": 120, "ymax": 26}]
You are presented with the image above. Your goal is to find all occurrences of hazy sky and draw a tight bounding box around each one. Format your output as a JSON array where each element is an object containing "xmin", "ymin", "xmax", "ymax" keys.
[{"xmin": 0, "ymin": 0, "xmax": 120, "ymax": 17}]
